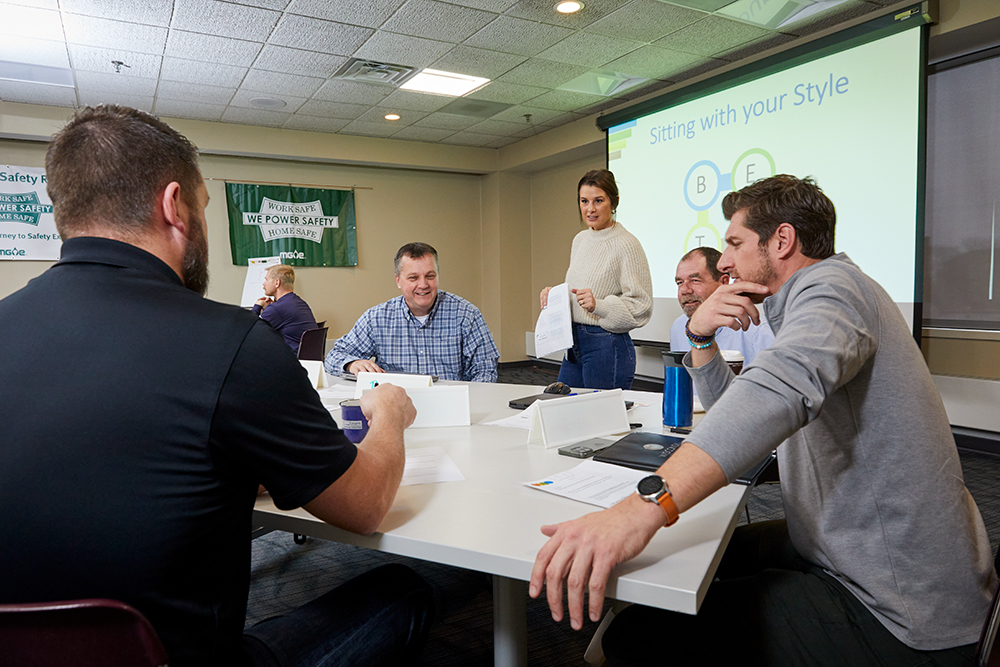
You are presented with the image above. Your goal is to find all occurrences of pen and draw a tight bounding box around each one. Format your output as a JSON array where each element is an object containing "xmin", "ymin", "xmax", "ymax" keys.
[{"xmin": 629, "ymin": 423, "xmax": 642, "ymax": 429}]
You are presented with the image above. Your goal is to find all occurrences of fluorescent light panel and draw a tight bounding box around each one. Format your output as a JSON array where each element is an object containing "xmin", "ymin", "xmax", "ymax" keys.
[
  {"xmin": 0, "ymin": 60, "xmax": 74, "ymax": 87},
  {"xmin": 399, "ymin": 69, "xmax": 489, "ymax": 97}
]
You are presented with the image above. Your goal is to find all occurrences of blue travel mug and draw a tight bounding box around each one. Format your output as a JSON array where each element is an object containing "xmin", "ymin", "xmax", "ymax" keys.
[
  {"xmin": 662, "ymin": 354, "xmax": 693, "ymax": 427},
  {"xmin": 339, "ymin": 399, "xmax": 369, "ymax": 443}
]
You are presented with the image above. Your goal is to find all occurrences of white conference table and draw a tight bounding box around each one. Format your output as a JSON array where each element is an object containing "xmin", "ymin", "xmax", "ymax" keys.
[{"xmin": 253, "ymin": 381, "xmax": 751, "ymax": 667}]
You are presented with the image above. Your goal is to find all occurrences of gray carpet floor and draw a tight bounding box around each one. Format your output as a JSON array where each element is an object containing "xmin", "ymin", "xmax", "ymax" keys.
[{"xmin": 247, "ymin": 363, "xmax": 1000, "ymax": 665}]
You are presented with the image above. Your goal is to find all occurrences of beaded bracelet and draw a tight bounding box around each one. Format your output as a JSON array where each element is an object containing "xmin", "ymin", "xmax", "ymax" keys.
[
  {"xmin": 689, "ymin": 339, "xmax": 714, "ymax": 349},
  {"xmin": 685, "ymin": 321, "xmax": 715, "ymax": 345}
]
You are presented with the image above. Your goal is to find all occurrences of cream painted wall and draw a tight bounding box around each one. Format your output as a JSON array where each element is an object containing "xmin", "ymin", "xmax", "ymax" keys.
[{"xmin": 0, "ymin": 139, "xmax": 486, "ymax": 345}]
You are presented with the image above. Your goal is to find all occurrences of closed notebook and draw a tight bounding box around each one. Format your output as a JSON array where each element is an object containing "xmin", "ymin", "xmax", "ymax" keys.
[{"xmin": 594, "ymin": 431, "xmax": 774, "ymax": 485}]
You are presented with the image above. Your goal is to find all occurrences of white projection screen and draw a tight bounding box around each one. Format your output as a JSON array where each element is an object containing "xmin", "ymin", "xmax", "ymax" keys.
[{"xmin": 603, "ymin": 12, "xmax": 928, "ymax": 347}]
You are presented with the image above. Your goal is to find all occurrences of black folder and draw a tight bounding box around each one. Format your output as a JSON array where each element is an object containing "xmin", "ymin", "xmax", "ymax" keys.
[{"xmin": 594, "ymin": 431, "xmax": 775, "ymax": 486}]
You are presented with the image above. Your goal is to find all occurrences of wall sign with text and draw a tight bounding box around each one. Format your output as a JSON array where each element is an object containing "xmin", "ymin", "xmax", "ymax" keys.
[
  {"xmin": 0, "ymin": 165, "xmax": 60, "ymax": 261},
  {"xmin": 226, "ymin": 182, "xmax": 358, "ymax": 267}
]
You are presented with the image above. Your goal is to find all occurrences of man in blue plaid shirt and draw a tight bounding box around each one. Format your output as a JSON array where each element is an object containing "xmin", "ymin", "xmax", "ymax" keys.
[{"xmin": 324, "ymin": 242, "xmax": 499, "ymax": 382}]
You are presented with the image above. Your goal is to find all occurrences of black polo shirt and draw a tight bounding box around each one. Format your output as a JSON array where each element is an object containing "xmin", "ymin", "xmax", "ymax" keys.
[{"xmin": 0, "ymin": 237, "xmax": 356, "ymax": 666}]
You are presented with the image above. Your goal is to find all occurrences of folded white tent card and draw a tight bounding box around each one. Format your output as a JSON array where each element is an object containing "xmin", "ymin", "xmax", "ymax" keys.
[
  {"xmin": 298, "ymin": 359, "xmax": 325, "ymax": 389},
  {"xmin": 527, "ymin": 389, "xmax": 630, "ymax": 449},
  {"xmin": 405, "ymin": 385, "xmax": 471, "ymax": 428},
  {"xmin": 354, "ymin": 371, "xmax": 433, "ymax": 398}
]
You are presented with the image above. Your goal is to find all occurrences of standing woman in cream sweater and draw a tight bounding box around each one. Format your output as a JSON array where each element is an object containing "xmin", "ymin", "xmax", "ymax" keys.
[{"xmin": 540, "ymin": 169, "xmax": 653, "ymax": 390}]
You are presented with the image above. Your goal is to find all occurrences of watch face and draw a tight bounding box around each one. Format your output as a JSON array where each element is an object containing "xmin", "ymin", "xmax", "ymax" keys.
[{"xmin": 637, "ymin": 475, "xmax": 663, "ymax": 496}]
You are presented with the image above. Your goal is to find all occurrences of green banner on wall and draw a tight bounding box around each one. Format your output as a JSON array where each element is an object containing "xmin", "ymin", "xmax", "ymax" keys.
[{"xmin": 226, "ymin": 183, "xmax": 357, "ymax": 266}]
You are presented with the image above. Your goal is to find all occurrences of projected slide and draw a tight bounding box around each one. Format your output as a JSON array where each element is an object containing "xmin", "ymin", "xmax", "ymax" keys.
[{"xmin": 609, "ymin": 27, "xmax": 922, "ymax": 343}]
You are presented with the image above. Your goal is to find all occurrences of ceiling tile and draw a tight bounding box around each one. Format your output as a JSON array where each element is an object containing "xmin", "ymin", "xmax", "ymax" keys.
[
  {"xmin": 170, "ymin": 0, "xmax": 280, "ymax": 42},
  {"xmin": 160, "ymin": 57, "xmax": 248, "ymax": 88},
  {"xmin": 463, "ymin": 15, "xmax": 574, "ymax": 57},
  {"xmin": 165, "ymin": 31, "xmax": 263, "ymax": 68},
  {"xmin": 235, "ymin": 0, "xmax": 289, "ymax": 9},
  {"xmin": 538, "ymin": 110, "xmax": 585, "ymax": 126},
  {"xmin": 453, "ymin": 0, "xmax": 519, "ymax": 10},
  {"xmin": 60, "ymin": 0, "xmax": 172, "ymax": 26},
  {"xmin": 0, "ymin": 79, "xmax": 76, "ymax": 106},
  {"xmin": 601, "ymin": 45, "xmax": 703, "ymax": 79},
  {"xmin": 354, "ymin": 106, "xmax": 426, "ymax": 127},
  {"xmin": 240, "ymin": 68, "xmax": 323, "ymax": 97},
  {"xmin": 466, "ymin": 80, "xmax": 546, "ymax": 105},
  {"xmin": 297, "ymin": 98, "xmax": 370, "ymax": 119},
  {"xmin": 535, "ymin": 31, "xmax": 641, "ymax": 68},
  {"xmin": 779, "ymin": 0, "xmax": 878, "ymax": 38},
  {"xmin": 286, "ymin": 0, "xmax": 406, "ymax": 29},
  {"xmin": 252, "ymin": 45, "xmax": 348, "ymax": 78},
  {"xmin": 153, "ymin": 99, "xmax": 227, "ymax": 121},
  {"xmin": 655, "ymin": 15, "xmax": 773, "ymax": 57},
  {"xmin": 282, "ymin": 114, "xmax": 352, "ymax": 132},
  {"xmin": 488, "ymin": 104, "xmax": 567, "ymax": 124},
  {"xmin": 664, "ymin": 56, "xmax": 727, "ymax": 83},
  {"xmin": 414, "ymin": 112, "xmax": 480, "ymax": 130},
  {"xmin": 667, "ymin": 0, "xmax": 734, "ymax": 10},
  {"xmin": 377, "ymin": 89, "xmax": 453, "ymax": 112},
  {"xmin": 69, "ymin": 45, "xmax": 161, "ymax": 77},
  {"xmin": 340, "ymin": 119, "xmax": 399, "ymax": 137},
  {"xmin": 615, "ymin": 77, "xmax": 672, "ymax": 100},
  {"xmin": 389, "ymin": 125, "xmax": 454, "ymax": 142},
  {"xmin": 380, "ymin": 0, "xmax": 497, "ymax": 42},
  {"xmin": 312, "ymin": 79, "xmax": 391, "ymax": 105},
  {"xmin": 62, "ymin": 15, "xmax": 167, "ymax": 55},
  {"xmin": 0, "ymin": 36, "xmax": 69, "ymax": 68},
  {"xmin": 352, "ymin": 32, "xmax": 454, "ymax": 69},
  {"xmin": 222, "ymin": 105, "xmax": 291, "ymax": 127},
  {"xmin": 524, "ymin": 88, "xmax": 608, "ymax": 111},
  {"xmin": 586, "ymin": 0, "xmax": 703, "ymax": 43},
  {"xmin": 0, "ymin": 4, "xmax": 63, "ymax": 41},
  {"xmin": 157, "ymin": 80, "xmax": 235, "ymax": 105},
  {"xmin": 268, "ymin": 14, "xmax": 374, "ymax": 56},
  {"xmin": 439, "ymin": 131, "xmax": 497, "ymax": 146},
  {"xmin": 75, "ymin": 70, "xmax": 157, "ymax": 96},
  {"xmin": 430, "ymin": 46, "xmax": 526, "ymax": 79},
  {"xmin": 504, "ymin": 0, "xmax": 632, "ymax": 29},
  {"xmin": 485, "ymin": 134, "xmax": 523, "ymax": 148},
  {"xmin": 464, "ymin": 118, "xmax": 532, "ymax": 136},
  {"xmin": 496, "ymin": 58, "xmax": 589, "ymax": 88},
  {"xmin": 229, "ymin": 88, "xmax": 306, "ymax": 112},
  {"xmin": 2, "ymin": 0, "xmax": 57, "ymax": 8},
  {"xmin": 716, "ymin": 32, "xmax": 796, "ymax": 62},
  {"xmin": 78, "ymin": 90, "xmax": 153, "ymax": 111}
]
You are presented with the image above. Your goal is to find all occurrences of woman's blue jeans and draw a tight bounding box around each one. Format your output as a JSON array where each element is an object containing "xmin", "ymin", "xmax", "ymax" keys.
[{"xmin": 557, "ymin": 323, "xmax": 636, "ymax": 390}]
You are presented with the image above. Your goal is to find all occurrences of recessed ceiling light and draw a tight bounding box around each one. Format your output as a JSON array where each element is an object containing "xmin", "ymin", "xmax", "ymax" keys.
[
  {"xmin": 249, "ymin": 97, "xmax": 286, "ymax": 109},
  {"xmin": 385, "ymin": 113, "xmax": 401, "ymax": 121},
  {"xmin": 556, "ymin": 1, "xmax": 584, "ymax": 13},
  {"xmin": 399, "ymin": 69, "xmax": 489, "ymax": 97}
]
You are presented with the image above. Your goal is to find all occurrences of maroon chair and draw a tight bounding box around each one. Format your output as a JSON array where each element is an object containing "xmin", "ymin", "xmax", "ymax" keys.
[{"xmin": 0, "ymin": 598, "xmax": 168, "ymax": 667}]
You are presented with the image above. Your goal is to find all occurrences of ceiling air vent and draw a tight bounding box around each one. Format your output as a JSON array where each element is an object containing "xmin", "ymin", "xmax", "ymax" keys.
[{"xmin": 330, "ymin": 58, "xmax": 417, "ymax": 87}]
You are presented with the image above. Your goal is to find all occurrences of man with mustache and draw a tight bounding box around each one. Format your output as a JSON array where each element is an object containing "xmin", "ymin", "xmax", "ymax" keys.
[
  {"xmin": 0, "ymin": 105, "xmax": 433, "ymax": 667},
  {"xmin": 670, "ymin": 246, "xmax": 773, "ymax": 363}
]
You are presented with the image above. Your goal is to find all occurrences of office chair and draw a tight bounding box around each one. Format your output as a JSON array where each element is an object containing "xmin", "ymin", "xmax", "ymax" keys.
[
  {"xmin": 315, "ymin": 320, "xmax": 326, "ymax": 329},
  {"xmin": 297, "ymin": 326, "xmax": 329, "ymax": 361},
  {"xmin": 0, "ymin": 598, "xmax": 168, "ymax": 667}
]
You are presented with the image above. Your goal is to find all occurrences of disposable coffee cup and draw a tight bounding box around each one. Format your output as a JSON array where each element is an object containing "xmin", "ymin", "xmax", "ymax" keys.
[
  {"xmin": 339, "ymin": 399, "xmax": 369, "ymax": 443},
  {"xmin": 721, "ymin": 349, "xmax": 744, "ymax": 375}
]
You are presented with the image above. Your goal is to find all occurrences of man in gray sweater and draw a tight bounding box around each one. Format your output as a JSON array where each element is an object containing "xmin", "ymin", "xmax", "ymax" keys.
[{"xmin": 530, "ymin": 175, "xmax": 996, "ymax": 665}]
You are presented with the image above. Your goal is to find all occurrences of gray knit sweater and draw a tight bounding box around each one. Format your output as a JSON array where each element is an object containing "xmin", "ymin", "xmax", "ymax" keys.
[
  {"xmin": 685, "ymin": 253, "xmax": 995, "ymax": 650},
  {"xmin": 563, "ymin": 222, "xmax": 652, "ymax": 334}
]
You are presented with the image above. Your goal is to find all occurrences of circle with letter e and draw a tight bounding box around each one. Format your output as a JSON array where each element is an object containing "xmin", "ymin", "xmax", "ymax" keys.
[
  {"xmin": 683, "ymin": 160, "xmax": 722, "ymax": 212},
  {"xmin": 730, "ymin": 149, "xmax": 776, "ymax": 191}
]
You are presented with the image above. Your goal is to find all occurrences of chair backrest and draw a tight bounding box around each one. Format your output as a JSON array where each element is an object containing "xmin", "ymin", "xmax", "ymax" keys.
[
  {"xmin": 297, "ymin": 326, "xmax": 329, "ymax": 361},
  {"xmin": 315, "ymin": 320, "xmax": 326, "ymax": 329},
  {"xmin": 976, "ymin": 550, "xmax": 1000, "ymax": 667},
  {"xmin": 0, "ymin": 598, "xmax": 168, "ymax": 667}
]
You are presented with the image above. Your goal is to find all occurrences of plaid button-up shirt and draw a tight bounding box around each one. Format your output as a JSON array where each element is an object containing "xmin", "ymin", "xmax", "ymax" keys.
[{"xmin": 324, "ymin": 291, "xmax": 498, "ymax": 382}]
